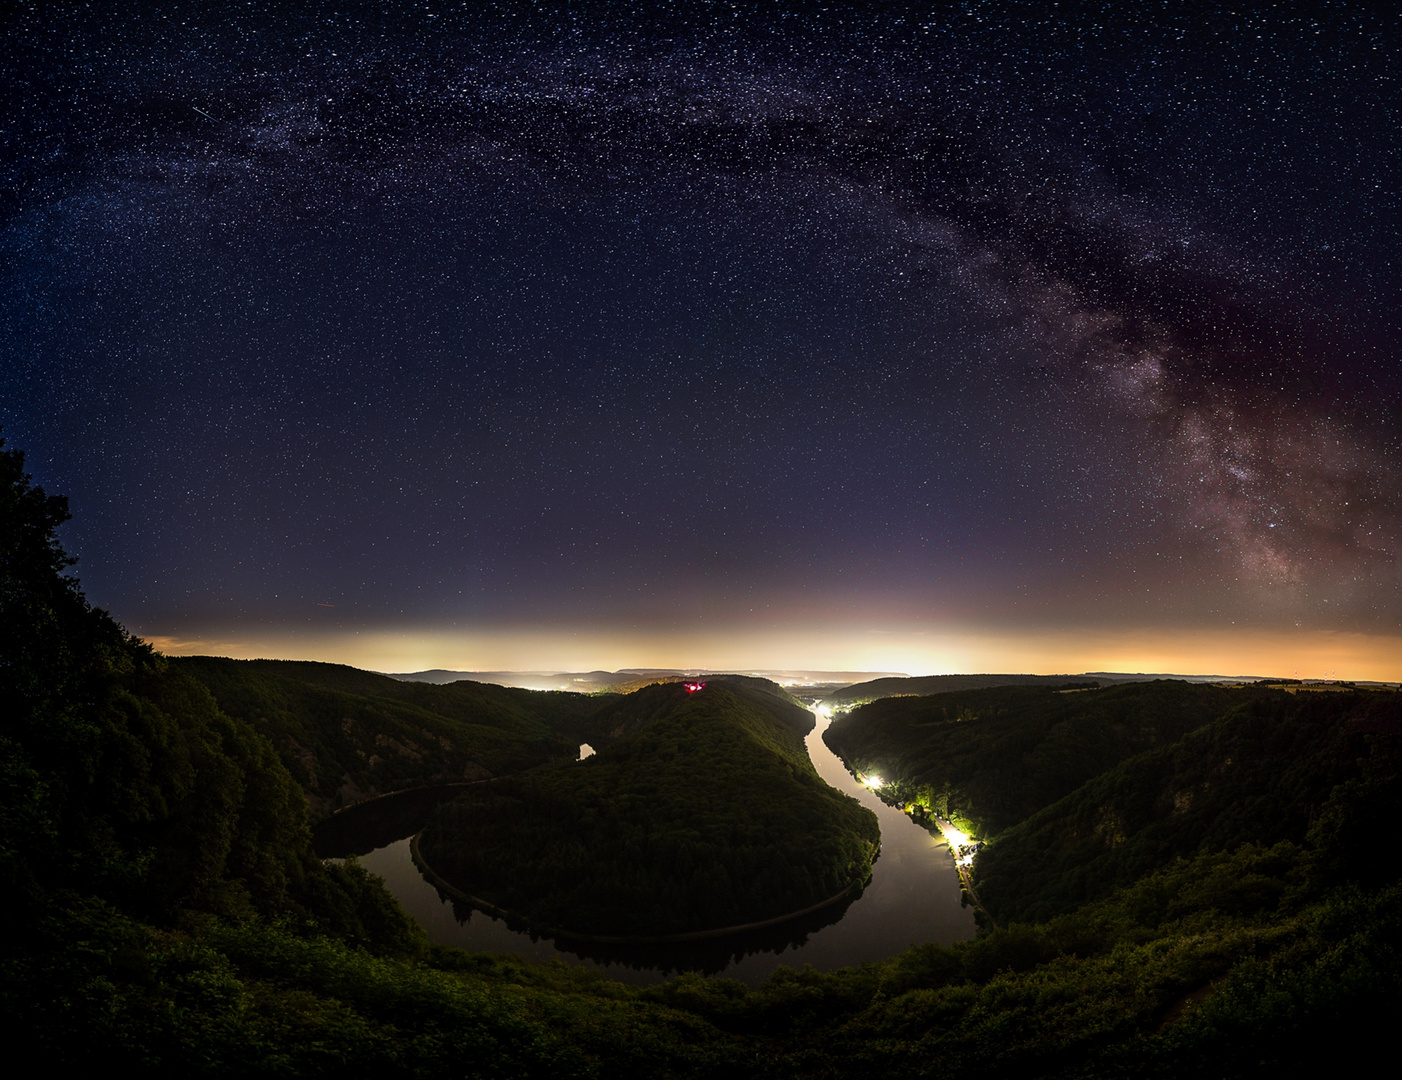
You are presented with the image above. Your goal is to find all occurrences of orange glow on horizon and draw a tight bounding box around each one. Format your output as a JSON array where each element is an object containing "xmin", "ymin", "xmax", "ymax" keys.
[{"xmin": 139, "ymin": 623, "xmax": 1402, "ymax": 683}]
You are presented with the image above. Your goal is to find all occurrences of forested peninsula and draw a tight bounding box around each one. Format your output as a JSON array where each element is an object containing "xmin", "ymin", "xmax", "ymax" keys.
[
  {"xmin": 4, "ymin": 432, "xmax": 1400, "ymax": 1077},
  {"xmin": 418, "ymin": 678, "xmax": 878, "ymax": 938},
  {"xmin": 164, "ymin": 659, "xmax": 879, "ymax": 938}
]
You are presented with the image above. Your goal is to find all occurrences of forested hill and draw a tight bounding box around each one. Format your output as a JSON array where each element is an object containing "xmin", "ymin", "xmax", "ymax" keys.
[
  {"xmin": 823, "ymin": 678, "xmax": 1402, "ymax": 927},
  {"xmin": 585, "ymin": 673, "xmax": 815, "ymax": 743},
  {"xmin": 1, "ymin": 433, "xmax": 427, "ymax": 947},
  {"xmin": 172, "ymin": 661, "xmax": 820, "ymax": 824},
  {"xmin": 418, "ymin": 678, "xmax": 878, "ymax": 937},
  {"xmin": 823, "ymin": 672, "xmax": 1100, "ymax": 706},
  {"xmin": 823, "ymin": 681, "xmax": 1257, "ymax": 835},
  {"xmin": 172, "ymin": 656, "xmax": 611, "ymax": 817},
  {"xmin": 972, "ymin": 689, "xmax": 1402, "ymax": 922}
]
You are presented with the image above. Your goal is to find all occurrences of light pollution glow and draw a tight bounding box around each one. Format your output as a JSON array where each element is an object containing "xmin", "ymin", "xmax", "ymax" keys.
[{"xmin": 141, "ymin": 624, "xmax": 1402, "ymax": 683}]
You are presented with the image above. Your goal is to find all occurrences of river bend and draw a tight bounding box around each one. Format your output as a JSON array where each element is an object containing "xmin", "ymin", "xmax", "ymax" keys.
[{"xmin": 339, "ymin": 707, "xmax": 975, "ymax": 984}]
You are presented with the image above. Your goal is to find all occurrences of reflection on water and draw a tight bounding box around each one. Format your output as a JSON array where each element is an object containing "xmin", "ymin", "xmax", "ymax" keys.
[
  {"xmin": 316, "ymin": 708, "xmax": 975, "ymax": 984},
  {"xmin": 316, "ymin": 785, "xmax": 469, "ymax": 857}
]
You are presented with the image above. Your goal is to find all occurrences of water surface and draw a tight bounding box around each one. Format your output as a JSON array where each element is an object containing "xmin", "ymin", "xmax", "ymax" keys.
[{"xmin": 334, "ymin": 707, "xmax": 975, "ymax": 984}]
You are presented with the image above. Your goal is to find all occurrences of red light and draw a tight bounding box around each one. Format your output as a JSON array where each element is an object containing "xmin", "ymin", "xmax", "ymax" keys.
[{"xmin": 684, "ymin": 682, "xmax": 706, "ymax": 693}]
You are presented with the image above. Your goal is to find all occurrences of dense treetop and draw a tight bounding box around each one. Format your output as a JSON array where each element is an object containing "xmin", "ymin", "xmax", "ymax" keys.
[{"xmin": 419, "ymin": 679, "xmax": 878, "ymax": 937}]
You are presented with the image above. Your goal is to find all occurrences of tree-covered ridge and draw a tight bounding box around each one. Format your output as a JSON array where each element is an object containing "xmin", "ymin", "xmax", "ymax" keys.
[
  {"xmin": 582, "ymin": 673, "xmax": 815, "ymax": 745},
  {"xmin": 973, "ymin": 689, "xmax": 1402, "ymax": 923},
  {"xmin": 174, "ymin": 656, "xmax": 610, "ymax": 817},
  {"xmin": 822, "ymin": 682, "xmax": 1260, "ymax": 835},
  {"xmin": 418, "ymin": 679, "xmax": 879, "ymax": 937},
  {"xmin": 0, "ymin": 434, "xmax": 422, "ymax": 941},
  {"xmin": 823, "ymin": 673, "xmax": 1102, "ymax": 707}
]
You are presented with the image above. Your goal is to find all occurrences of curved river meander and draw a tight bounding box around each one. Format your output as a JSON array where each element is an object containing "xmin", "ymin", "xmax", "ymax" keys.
[{"xmin": 318, "ymin": 707, "xmax": 975, "ymax": 985}]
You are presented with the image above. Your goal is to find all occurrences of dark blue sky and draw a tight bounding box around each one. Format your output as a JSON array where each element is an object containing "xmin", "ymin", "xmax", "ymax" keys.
[{"xmin": 3, "ymin": 3, "xmax": 1399, "ymax": 676}]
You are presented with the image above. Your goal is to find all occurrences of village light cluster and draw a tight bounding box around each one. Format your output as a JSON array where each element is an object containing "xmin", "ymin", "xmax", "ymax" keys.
[{"xmin": 932, "ymin": 818, "xmax": 982, "ymax": 867}]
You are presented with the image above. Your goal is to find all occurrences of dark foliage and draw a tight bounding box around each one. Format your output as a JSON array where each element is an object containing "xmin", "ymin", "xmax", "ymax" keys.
[
  {"xmin": 419, "ymin": 680, "xmax": 877, "ymax": 936},
  {"xmin": 823, "ymin": 681, "xmax": 1257, "ymax": 834},
  {"xmin": 174, "ymin": 655, "xmax": 604, "ymax": 817},
  {"xmin": 975, "ymin": 690, "xmax": 1402, "ymax": 922}
]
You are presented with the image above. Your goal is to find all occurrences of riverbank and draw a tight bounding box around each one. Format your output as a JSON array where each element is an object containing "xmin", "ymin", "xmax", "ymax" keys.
[
  {"xmin": 416, "ymin": 682, "xmax": 881, "ymax": 939},
  {"xmin": 337, "ymin": 708, "xmax": 974, "ymax": 983}
]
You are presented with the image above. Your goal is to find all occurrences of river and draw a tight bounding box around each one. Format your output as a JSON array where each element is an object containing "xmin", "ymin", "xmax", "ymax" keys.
[{"xmin": 334, "ymin": 705, "xmax": 975, "ymax": 984}]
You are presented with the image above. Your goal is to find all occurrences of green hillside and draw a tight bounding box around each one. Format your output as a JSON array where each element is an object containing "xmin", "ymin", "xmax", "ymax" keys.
[
  {"xmin": 173, "ymin": 656, "xmax": 609, "ymax": 816},
  {"xmin": 418, "ymin": 678, "xmax": 878, "ymax": 937},
  {"xmin": 823, "ymin": 673, "xmax": 1101, "ymax": 707},
  {"xmin": 823, "ymin": 681, "xmax": 1257, "ymax": 835},
  {"xmin": 972, "ymin": 689, "xmax": 1402, "ymax": 922}
]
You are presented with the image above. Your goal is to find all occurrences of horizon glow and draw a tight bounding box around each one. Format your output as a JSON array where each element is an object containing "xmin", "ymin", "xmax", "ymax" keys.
[{"xmin": 140, "ymin": 623, "xmax": 1402, "ymax": 683}]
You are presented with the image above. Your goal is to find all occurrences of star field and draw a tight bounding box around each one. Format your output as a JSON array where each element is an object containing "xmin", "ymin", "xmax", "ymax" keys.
[{"xmin": 2, "ymin": 3, "xmax": 1399, "ymax": 676}]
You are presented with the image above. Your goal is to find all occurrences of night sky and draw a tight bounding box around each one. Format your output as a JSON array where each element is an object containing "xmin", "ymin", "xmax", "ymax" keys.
[{"xmin": 3, "ymin": 3, "xmax": 1399, "ymax": 678}]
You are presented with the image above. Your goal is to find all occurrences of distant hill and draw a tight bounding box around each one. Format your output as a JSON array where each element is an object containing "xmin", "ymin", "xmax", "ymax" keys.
[
  {"xmin": 390, "ymin": 668, "xmax": 907, "ymax": 694},
  {"xmin": 384, "ymin": 668, "xmax": 660, "ymax": 691},
  {"xmin": 1083, "ymin": 670, "xmax": 1274, "ymax": 684},
  {"xmin": 823, "ymin": 672, "xmax": 1101, "ymax": 706},
  {"xmin": 821, "ymin": 670, "xmax": 1322, "ymax": 707},
  {"xmin": 822, "ymin": 676, "xmax": 1402, "ymax": 931}
]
